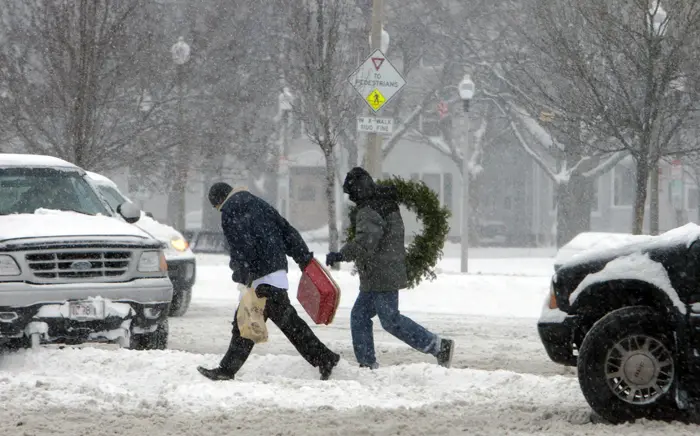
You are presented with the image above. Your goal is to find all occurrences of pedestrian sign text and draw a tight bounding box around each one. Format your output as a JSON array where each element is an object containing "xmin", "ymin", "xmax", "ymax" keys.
[{"xmin": 348, "ymin": 49, "xmax": 406, "ymax": 113}]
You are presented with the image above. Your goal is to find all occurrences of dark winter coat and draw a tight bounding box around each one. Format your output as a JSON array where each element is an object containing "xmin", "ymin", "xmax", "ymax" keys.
[
  {"xmin": 340, "ymin": 168, "xmax": 408, "ymax": 292},
  {"xmin": 220, "ymin": 190, "xmax": 313, "ymax": 286}
]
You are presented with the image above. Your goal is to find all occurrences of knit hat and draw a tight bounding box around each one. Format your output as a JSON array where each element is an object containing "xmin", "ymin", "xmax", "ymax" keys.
[
  {"xmin": 342, "ymin": 167, "xmax": 376, "ymax": 203},
  {"xmin": 208, "ymin": 182, "xmax": 233, "ymax": 208}
]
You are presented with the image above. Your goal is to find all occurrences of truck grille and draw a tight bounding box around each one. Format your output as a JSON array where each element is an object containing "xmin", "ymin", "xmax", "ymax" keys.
[{"xmin": 25, "ymin": 250, "xmax": 132, "ymax": 280}]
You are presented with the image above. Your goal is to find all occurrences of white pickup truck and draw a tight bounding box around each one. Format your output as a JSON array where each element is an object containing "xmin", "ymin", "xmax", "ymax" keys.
[{"xmin": 0, "ymin": 153, "xmax": 172, "ymax": 351}]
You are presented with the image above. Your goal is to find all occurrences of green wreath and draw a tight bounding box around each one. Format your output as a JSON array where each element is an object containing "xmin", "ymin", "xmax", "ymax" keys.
[{"xmin": 344, "ymin": 176, "xmax": 451, "ymax": 289}]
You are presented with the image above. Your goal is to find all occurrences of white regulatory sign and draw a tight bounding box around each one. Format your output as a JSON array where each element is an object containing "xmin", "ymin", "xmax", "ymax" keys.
[
  {"xmin": 348, "ymin": 49, "xmax": 406, "ymax": 113},
  {"xmin": 357, "ymin": 117, "xmax": 394, "ymax": 134}
]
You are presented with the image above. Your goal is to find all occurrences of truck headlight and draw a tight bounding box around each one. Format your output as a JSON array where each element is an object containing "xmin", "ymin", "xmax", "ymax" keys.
[
  {"xmin": 0, "ymin": 255, "xmax": 21, "ymax": 276},
  {"xmin": 138, "ymin": 251, "xmax": 167, "ymax": 273},
  {"xmin": 170, "ymin": 237, "xmax": 189, "ymax": 252}
]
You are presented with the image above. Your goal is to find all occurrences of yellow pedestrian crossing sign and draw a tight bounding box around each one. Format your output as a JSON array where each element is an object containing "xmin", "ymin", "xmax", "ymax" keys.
[{"xmin": 366, "ymin": 89, "xmax": 386, "ymax": 111}]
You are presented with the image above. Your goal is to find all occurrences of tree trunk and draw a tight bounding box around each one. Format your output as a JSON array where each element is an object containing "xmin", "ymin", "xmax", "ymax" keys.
[
  {"xmin": 324, "ymin": 145, "xmax": 339, "ymax": 270},
  {"xmin": 632, "ymin": 160, "xmax": 650, "ymax": 235},
  {"xmin": 649, "ymin": 158, "xmax": 659, "ymax": 235},
  {"xmin": 555, "ymin": 175, "xmax": 593, "ymax": 248}
]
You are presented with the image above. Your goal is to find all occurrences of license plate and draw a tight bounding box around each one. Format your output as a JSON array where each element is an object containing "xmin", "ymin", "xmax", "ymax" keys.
[{"xmin": 69, "ymin": 300, "xmax": 105, "ymax": 320}]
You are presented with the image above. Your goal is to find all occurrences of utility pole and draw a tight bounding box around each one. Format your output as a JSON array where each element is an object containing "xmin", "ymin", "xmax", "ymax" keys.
[{"xmin": 364, "ymin": 0, "xmax": 384, "ymax": 179}]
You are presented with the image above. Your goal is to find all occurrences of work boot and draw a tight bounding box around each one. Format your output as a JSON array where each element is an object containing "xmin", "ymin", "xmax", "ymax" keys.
[
  {"xmin": 319, "ymin": 354, "xmax": 340, "ymax": 380},
  {"xmin": 197, "ymin": 366, "xmax": 235, "ymax": 381},
  {"xmin": 359, "ymin": 362, "xmax": 379, "ymax": 370},
  {"xmin": 436, "ymin": 339, "xmax": 455, "ymax": 368}
]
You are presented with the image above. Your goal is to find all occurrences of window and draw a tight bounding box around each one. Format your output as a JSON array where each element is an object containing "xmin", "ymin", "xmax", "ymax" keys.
[
  {"xmin": 443, "ymin": 173, "xmax": 453, "ymax": 211},
  {"xmin": 298, "ymin": 184, "xmax": 316, "ymax": 201},
  {"xmin": 96, "ymin": 185, "xmax": 128, "ymax": 211},
  {"xmin": 613, "ymin": 164, "xmax": 635, "ymax": 207},
  {"xmin": 421, "ymin": 173, "xmax": 442, "ymax": 202},
  {"xmin": 419, "ymin": 114, "xmax": 441, "ymax": 137},
  {"xmin": 504, "ymin": 196, "xmax": 512, "ymax": 210},
  {"xmin": 591, "ymin": 177, "xmax": 600, "ymax": 213},
  {"xmin": 687, "ymin": 188, "xmax": 699, "ymax": 210},
  {"xmin": 0, "ymin": 168, "xmax": 110, "ymax": 216}
]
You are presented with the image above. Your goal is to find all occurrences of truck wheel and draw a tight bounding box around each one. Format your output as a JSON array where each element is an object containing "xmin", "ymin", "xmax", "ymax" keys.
[
  {"xmin": 169, "ymin": 286, "xmax": 192, "ymax": 317},
  {"xmin": 577, "ymin": 305, "xmax": 677, "ymax": 424},
  {"xmin": 130, "ymin": 319, "xmax": 169, "ymax": 350}
]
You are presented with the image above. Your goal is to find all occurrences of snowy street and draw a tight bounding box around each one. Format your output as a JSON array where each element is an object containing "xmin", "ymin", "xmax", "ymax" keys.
[{"xmin": 1, "ymin": 247, "xmax": 699, "ymax": 435}]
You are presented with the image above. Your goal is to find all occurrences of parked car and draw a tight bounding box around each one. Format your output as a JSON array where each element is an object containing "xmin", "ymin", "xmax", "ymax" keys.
[
  {"xmin": 0, "ymin": 153, "xmax": 172, "ymax": 351},
  {"xmin": 538, "ymin": 223, "xmax": 700, "ymax": 423},
  {"xmin": 85, "ymin": 171, "xmax": 196, "ymax": 316}
]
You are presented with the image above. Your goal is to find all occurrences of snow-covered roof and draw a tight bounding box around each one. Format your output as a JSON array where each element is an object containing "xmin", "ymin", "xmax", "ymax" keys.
[
  {"xmin": 0, "ymin": 153, "xmax": 78, "ymax": 169},
  {"xmin": 85, "ymin": 171, "xmax": 119, "ymax": 189},
  {"xmin": 288, "ymin": 148, "xmax": 325, "ymax": 167}
]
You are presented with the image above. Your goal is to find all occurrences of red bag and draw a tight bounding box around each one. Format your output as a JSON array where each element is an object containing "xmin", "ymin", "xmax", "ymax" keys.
[{"xmin": 297, "ymin": 258, "xmax": 341, "ymax": 325}]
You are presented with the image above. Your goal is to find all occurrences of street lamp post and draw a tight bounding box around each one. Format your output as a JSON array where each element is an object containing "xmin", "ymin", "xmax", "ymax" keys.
[
  {"xmin": 277, "ymin": 87, "xmax": 293, "ymax": 218},
  {"xmin": 169, "ymin": 36, "xmax": 190, "ymax": 231},
  {"xmin": 363, "ymin": 0, "xmax": 389, "ymax": 179},
  {"xmin": 647, "ymin": 1, "xmax": 667, "ymax": 234},
  {"xmin": 458, "ymin": 74, "xmax": 475, "ymax": 273}
]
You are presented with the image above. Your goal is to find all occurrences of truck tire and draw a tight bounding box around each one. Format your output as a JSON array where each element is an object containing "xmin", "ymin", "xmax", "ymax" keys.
[
  {"xmin": 169, "ymin": 286, "xmax": 192, "ymax": 317},
  {"xmin": 577, "ymin": 305, "xmax": 677, "ymax": 423},
  {"xmin": 130, "ymin": 319, "xmax": 169, "ymax": 350}
]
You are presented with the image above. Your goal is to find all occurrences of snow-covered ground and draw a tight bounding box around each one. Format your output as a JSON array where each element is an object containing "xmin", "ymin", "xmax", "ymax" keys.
[{"xmin": 1, "ymin": 248, "xmax": 699, "ymax": 435}]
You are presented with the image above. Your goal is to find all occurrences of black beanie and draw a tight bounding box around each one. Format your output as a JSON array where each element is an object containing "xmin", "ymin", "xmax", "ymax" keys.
[
  {"xmin": 208, "ymin": 182, "xmax": 233, "ymax": 208},
  {"xmin": 343, "ymin": 167, "xmax": 375, "ymax": 202}
]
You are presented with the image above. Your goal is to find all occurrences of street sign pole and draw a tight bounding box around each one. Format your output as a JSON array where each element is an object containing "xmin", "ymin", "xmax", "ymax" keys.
[
  {"xmin": 365, "ymin": 0, "xmax": 384, "ymax": 179},
  {"xmin": 348, "ymin": 0, "xmax": 406, "ymax": 179}
]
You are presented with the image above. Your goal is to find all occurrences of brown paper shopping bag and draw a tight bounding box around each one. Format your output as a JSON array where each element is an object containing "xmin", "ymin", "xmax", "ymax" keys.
[{"xmin": 236, "ymin": 287, "xmax": 268, "ymax": 343}]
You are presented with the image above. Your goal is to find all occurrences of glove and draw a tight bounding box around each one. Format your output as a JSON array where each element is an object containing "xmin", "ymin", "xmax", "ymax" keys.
[
  {"xmin": 298, "ymin": 251, "xmax": 314, "ymax": 270},
  {"xmin": 325, "ymin": 252, "xmax": 343, "ymax": 267}
]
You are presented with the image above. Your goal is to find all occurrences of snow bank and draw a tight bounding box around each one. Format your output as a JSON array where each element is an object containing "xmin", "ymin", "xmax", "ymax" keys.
[
  {"xmin": 193, "ymin": 261, "xmax": 551, "ymax": 319},
  {"xmin": 569, "ymin": 252, "xmax": 686, "ymax": 314},
  {"xmin": 0, "ymin": 347, "xmax": 581, "ymax": 414}
]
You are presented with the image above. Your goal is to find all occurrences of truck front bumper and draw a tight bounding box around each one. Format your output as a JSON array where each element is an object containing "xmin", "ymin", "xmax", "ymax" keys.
[{"xmin": 0, "ymin": 278, "xmax": 172, "ymax": 345}]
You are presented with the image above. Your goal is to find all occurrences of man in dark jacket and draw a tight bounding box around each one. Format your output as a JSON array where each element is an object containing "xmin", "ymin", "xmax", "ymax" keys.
[
  {"xmin": 197, "ymin": 182, "xmax": 340, "ymax": 381},
  {"xmin": 326, "ymin": 167, "xmax": 455, "ymax": 369}
]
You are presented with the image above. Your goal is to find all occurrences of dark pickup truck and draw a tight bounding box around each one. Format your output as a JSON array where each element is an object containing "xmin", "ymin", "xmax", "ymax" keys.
[{"xmin": 538, "ymin": 224, "xmax": 700, "ymax": 424}]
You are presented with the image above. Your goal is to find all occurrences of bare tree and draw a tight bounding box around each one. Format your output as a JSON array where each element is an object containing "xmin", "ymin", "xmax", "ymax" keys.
[
  {"xmin": 284, "ymin": 0, "xmax": 360, "ymax": 259},
  {"xmin": 507, "ymin": 0, "xmax": 700, "ymax": 234},
  {"xmin": 0, "ymin": 0, "xmax": 176, "ymax": 170},
  {"xmin": 157, "ymin": 0, "xmax": 280, "ymax": 230}
]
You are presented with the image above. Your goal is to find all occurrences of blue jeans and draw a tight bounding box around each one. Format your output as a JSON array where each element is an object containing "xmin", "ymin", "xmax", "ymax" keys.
[{"xmin": 350, "ymin": 290, "xmax": 439, "ymax": 366}]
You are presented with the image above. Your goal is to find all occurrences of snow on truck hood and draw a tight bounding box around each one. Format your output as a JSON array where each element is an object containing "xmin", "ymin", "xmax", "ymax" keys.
[
  {"xmin": 557, "ymin": 223, "xmax": 700, "ymax": 270},
  {"xmin": 133, "ymin": 212, "xmax": 183, "ymax": 242},
  {"xmin": 0, "ymin": 209, "xmax": 154, "ymax": 242}
]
